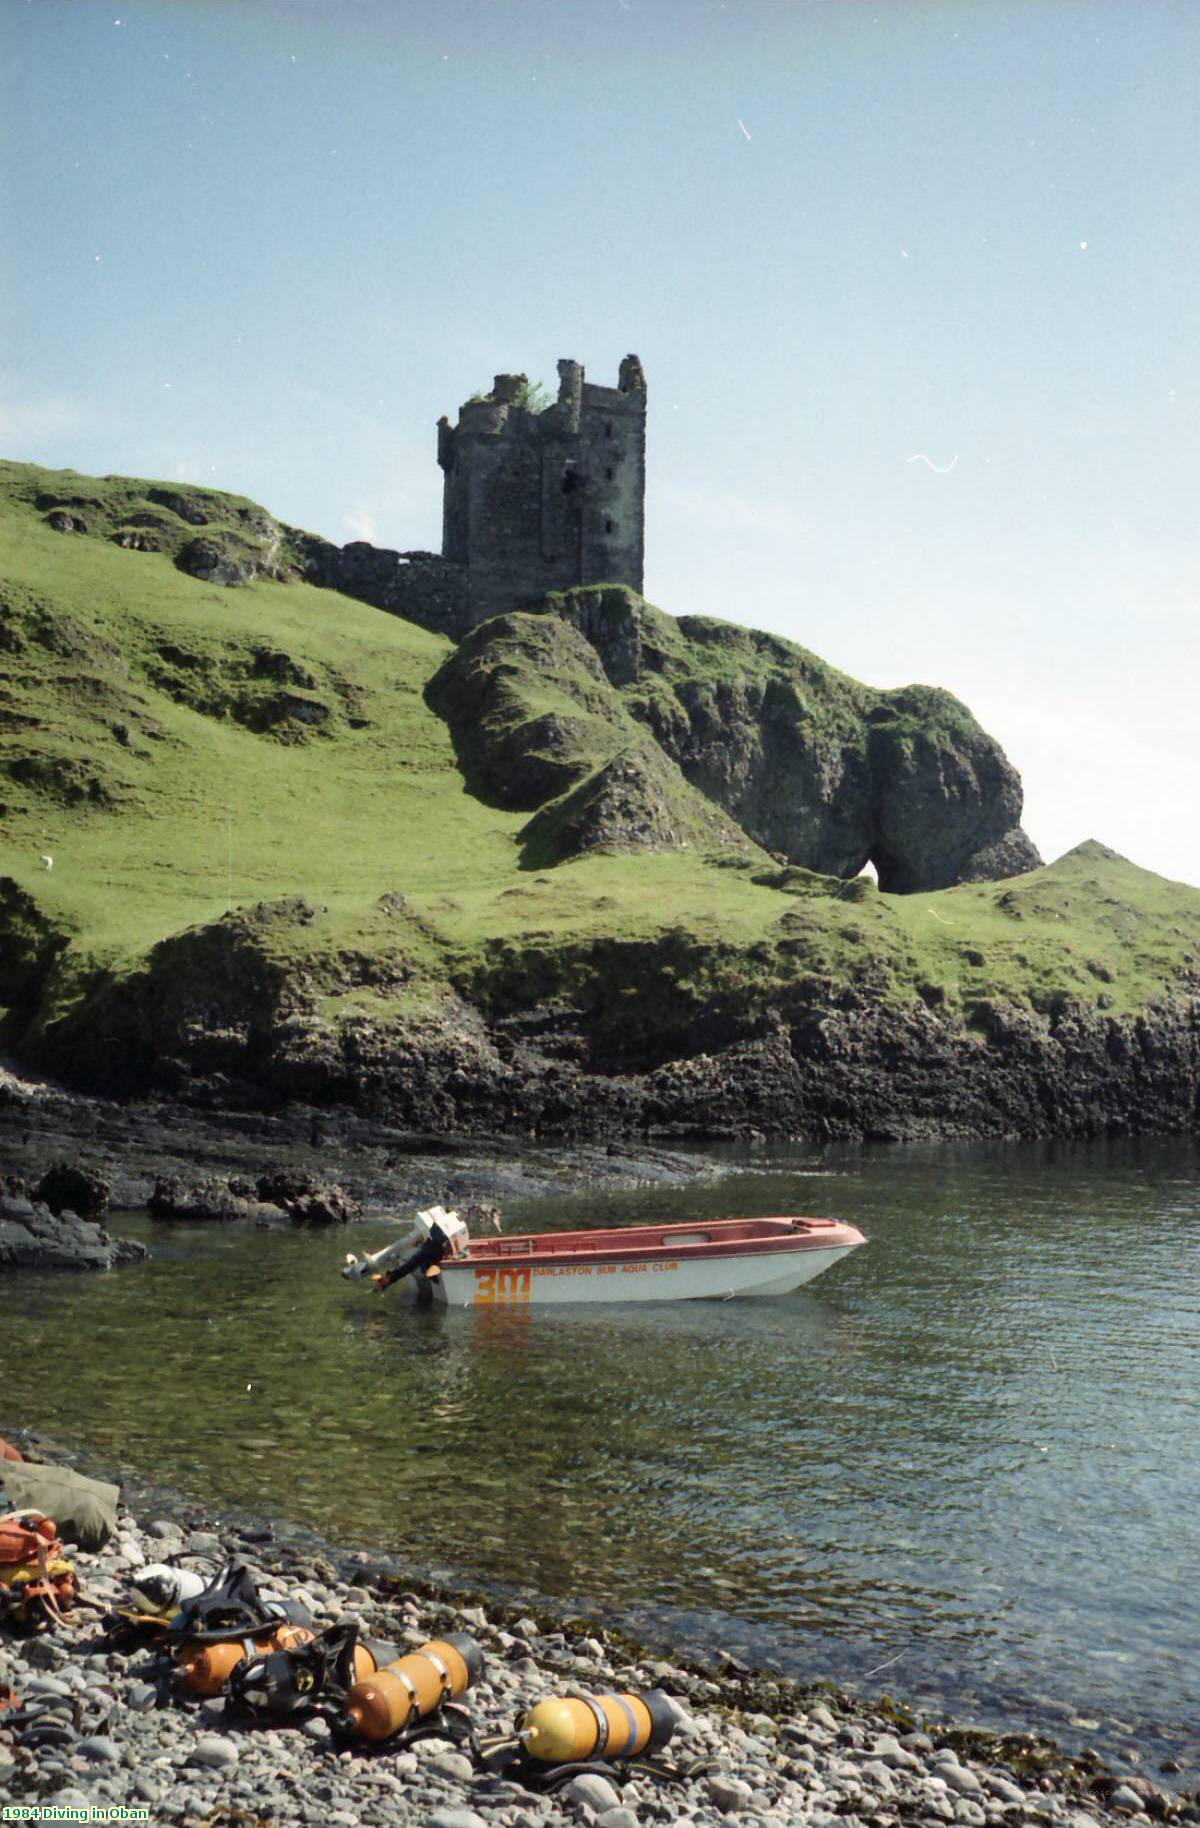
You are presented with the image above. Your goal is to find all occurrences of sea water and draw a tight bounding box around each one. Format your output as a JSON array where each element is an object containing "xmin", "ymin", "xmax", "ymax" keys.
[{"xmin": 4, "ymin": 1135, "xmax": 1198, "ymax": 1775}]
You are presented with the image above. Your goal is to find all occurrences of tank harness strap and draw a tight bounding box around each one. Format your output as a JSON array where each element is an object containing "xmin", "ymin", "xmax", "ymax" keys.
[
  {"xmin": 568, "ymin": 1691, "xmax": 609, "ymax": 1756},
  {"xmin": 419, "ymin": 1648, "xmax": 452, "ymax": 1694},
  {"xmin": 609, "ymin": 1694, "xmax": 639, "ymax": 1755}
]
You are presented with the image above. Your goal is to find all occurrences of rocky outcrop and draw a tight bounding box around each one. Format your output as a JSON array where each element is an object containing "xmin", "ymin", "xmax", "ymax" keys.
[
  {"xmin": 519, "ymin": 742, "xmax": 758, "ymax": 868},
  {"xmin": 148, "ymin": 1175, "xmax": 281, "ymax": 1222},
  {"xmin": 251, "ymin": 1171, "xmax": 361, "ymax": 1225},
  {"xmin": 33, "ymin": 1162, "xmax": 109, "ymax": 1219},
  {"xmin": 426, "ymin": 589, "xmax": 1038, "ymax": 891},
  {"xmin": 541, "ymin": 588, "xmax": 1040, "ymax": 892},
  {"xmin": 27, "ymin": 909, "xmax": 1199, "ymax": 1141},
  {"xmin": 0, "ymin": 1196, "xmax": 146, "ymax": 1271},
  {"xmin": 26, "ymin": 475, "xmax": 293, "ymax": 586},
  {"xmin": 148, "ymin": 1171, "xmax": 360, "ymax": 1224},
  {"xmin": 425, "ymin": 611, "xmax": 633, "ymax": 811}
]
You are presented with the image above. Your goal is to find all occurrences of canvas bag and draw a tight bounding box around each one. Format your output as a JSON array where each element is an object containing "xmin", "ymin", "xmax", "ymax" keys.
[{"xmin": 0, "ymin": 1461, "xmax": 119, "ymax": 1551}]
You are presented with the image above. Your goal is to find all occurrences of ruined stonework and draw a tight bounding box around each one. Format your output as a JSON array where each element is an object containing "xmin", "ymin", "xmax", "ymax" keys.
[
  {"xmin": 286, "ymin": 355, "xmax": 646, "ymax": 640},
  {"xmin": 438, "ymin": 356, "xmax": 647, "ymax": 623},
  {"xmin": 287, "ymin": 532, "xmax": 472, "ymax": 641}
]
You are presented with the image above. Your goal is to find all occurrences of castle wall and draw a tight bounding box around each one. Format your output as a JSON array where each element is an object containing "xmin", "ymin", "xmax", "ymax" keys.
[
  {"xmin": 291, "ymin": 530, "xmax": 470, "ymax": 641},
  {"xmin": 297, "ymin": 355, "xmax": 646, "ymax": 642},
  {"xmin": 438, "ymin": 357, "xmax": 646, "ymax": 626}
]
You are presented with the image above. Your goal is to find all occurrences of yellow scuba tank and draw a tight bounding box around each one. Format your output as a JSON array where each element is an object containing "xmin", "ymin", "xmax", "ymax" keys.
[
  {"xmin": 520, "ymin": 1688, "xmax": 678, "ymax": 1763},
  {"xmin": 343, "ymin": 1634, "xmax": 483, "ymax": 1742}
]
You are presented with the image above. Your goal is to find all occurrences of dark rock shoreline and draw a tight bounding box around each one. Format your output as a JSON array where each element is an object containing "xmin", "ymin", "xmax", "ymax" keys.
[
  {"xmin": 0, "ymin": 1061, "xmax": 728, "ymax": 1225},
  {"xmin": 17, "ymin": 972, "xmax": 1200, "ymax": 1152}
]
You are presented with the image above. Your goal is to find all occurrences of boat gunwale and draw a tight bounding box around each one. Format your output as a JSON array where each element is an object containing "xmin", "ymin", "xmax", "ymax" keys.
[{"xmin": 451, "ymin": 1217, "xmax": 865, "ymax": 1273}]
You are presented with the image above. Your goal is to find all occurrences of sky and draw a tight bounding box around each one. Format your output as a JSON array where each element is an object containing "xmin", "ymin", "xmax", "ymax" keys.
[{"xmin": 3, "ymin": 0, "xmax": 1198, "ymax": 885}]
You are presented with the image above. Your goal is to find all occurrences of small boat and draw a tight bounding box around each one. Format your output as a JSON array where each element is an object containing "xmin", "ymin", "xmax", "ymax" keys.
[{"xmin": 344, "ymin": 1209, "xmax": 866, "ymax": 1307}]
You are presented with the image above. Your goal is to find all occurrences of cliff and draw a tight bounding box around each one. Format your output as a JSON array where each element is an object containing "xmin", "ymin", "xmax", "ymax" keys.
[{"xmin": 1, "ymin": 459, "xmax": 1196, "ymax": 1141}]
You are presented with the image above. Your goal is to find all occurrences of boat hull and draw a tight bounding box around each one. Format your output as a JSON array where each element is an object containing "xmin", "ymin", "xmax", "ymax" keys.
[
  {"xmin": 390, "ymin": 1216, "xmax": 867, "ymax": 1307},
  {"xmin": 439, "ymin": 1242, "xmax": 860, "ymax": 1306}
]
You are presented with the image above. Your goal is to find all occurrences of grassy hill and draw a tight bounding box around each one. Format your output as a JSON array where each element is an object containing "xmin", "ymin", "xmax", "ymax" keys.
[{"xmin": 2, "ymin": 459, "xmax": 1198, "ymax": 1134}]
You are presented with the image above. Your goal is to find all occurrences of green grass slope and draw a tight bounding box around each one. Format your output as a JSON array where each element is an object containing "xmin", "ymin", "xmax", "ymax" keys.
[{"xmin": 2, "ymin": 461, "xmax": 1198, "ymax": 1102}]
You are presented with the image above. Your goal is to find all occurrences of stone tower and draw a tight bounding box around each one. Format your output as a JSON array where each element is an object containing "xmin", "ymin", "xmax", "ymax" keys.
[{"xmin": 437, "ymin": 355, "xmax": 647, "ymax": 624}]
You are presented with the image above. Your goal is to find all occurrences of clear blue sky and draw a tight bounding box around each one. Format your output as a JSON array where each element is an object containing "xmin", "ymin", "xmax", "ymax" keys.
[{"xmin": 4, "ymin": 0, "xmax": 1197, "ymax": 884}]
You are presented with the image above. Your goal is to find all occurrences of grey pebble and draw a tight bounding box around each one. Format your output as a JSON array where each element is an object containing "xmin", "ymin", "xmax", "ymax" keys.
[
  {"xmin": 189, "ymin": 1733, "xmax": 241, "ymax": 1769},
  {"xmin": 127, "ymin": 1681, "xmax": 160, "ymax": 1712},
  {"xmin": 1109, "ymin": 1787, "xmax": 1148, "ymax": 1814},
  {"xmin": 23, "ymin": 1675, "xmax": 73, "ymax": 1697},
  {"xmin": 426, "ymin": 1748, "xmax": 477, "ymax": 1783},
  {"xmin": 940, "ymin": 1763, "xmax": 986, "ymax": 1796},
  {"xmin": 425, "ymin": 1810, "xmax": 489, "ymax": 1828},
  {"xmin": 597, "ymin": 1810, "xmax": 641, "ymax": 1828},
  {"xmin": 186, "ymin": 1530, "xmax": 225, "ymax": 1554},
  {"xmin": 77, "ymin": 1736, "xmax": 123, "ymax": 1763},
  {"xmin": 564, "ymin": 1772, "xmax": 624, "ymax": 1813},
  {"xmin": 301, "ymin": 1714, "xmax": 333, "ymax": 1742},
  {"xmin": 873, "ymin": 1732, "xmax": 923, "ymax": 1770},
  {"xmin": 707, "ymin": 1771, "xmax": 756, "ymax": 1813}
]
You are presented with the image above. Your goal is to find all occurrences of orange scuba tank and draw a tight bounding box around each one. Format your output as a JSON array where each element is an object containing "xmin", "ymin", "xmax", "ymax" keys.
[
  {"xmin": 177, "ymin": 1621, "xmax": 315, "ymax": 1697},
  {"xmin": 227, "ymin": 1619, "xmax": 400, "ymax": 1721},
  {"xmin": 343, "ymin": 1634, "xmax": 483, "ymax": 1742},
  {"xmin": 520, "ymin": 1688, "xmax": 678, "ymax": 1763}
]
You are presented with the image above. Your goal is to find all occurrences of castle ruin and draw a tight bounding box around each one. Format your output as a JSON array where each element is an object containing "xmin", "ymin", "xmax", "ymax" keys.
[
  {"xmin": 294, "ymin": 356, "xmax": 647, "ymax": 641},
  {"xmin": 440, "ymin": 355, "xmax": 647, "ymax": 623}
]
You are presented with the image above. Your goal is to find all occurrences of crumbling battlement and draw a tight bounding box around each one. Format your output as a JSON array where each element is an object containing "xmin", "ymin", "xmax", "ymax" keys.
[
  {"xmin": 289, "ymin": 356, "xmax": 646, "ymax": 642},
  {"xmin": 439, "ymin": 355, "xmax": 647, "ymax": 624}
]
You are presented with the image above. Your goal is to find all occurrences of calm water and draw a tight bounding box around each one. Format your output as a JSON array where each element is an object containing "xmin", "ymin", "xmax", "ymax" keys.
[{"xmin": 4, "ymin": 1137, "xmax": 1199, "ymax": 1776}]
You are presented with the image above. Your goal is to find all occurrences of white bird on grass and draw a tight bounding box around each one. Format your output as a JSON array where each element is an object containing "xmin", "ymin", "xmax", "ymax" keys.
[{"xmin": 40, "ymin": 856, "xmax": 53, "ymax": 871}]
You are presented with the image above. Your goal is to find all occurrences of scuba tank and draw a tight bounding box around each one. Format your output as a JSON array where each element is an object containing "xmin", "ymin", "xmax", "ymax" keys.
[
  {"xmin": 227, "ymin": 1619, "xmax": 399, "ymax": 1722},
  {"xmin": 178, "ymin": 1621, "xmax": 314, "ymax": 1697},
  {"xmin": 167, "ymin": 1560, "xmax": 313, "ymax": 1697},
  {"xmin": 521, "ymin": 1689, "xmax": 678, "ymax": 1764},
  {"xmin": 342, "ymin": 1634, "xmax": 483, "ymax": 1742}
]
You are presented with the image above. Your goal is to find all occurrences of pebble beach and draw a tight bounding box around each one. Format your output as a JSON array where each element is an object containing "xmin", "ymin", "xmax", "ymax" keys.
[{"xmin": 2, "ymin": 1499, "xmax": 1195, "ymax": 1828}]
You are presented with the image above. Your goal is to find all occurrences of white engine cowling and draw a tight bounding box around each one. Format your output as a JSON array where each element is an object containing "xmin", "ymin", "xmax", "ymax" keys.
[{"xmin": 342, "ymin": 1206, "xmax": 468, "ymax": 1279}]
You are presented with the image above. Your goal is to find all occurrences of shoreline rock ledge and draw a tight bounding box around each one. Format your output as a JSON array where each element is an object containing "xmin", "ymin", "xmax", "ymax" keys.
[{"xmin": 0, "ymin": 1191, "xmax": 147, "ymax": 1271}]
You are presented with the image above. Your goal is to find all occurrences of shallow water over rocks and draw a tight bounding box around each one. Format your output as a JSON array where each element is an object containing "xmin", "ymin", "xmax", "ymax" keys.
[{"xmin": 3, "ymin": 1134, "xmax": 1198, "ymax": 1781}]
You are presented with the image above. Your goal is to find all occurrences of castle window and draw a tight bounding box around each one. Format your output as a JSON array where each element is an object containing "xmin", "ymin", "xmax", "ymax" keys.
[
  {"xmin": 561, "ymin": 469, "xmax": 584, "ymax": 496},
  {"xmin": 605, "ymin": 467, "xmax": 614, "ymax": 480},
  {"xmin": 604, "ymin": 423, "xmax": 613, "ymax": 438},
  {"xmin": 605, "ymin": 518, "xmax": 614, "ymax": 534}
]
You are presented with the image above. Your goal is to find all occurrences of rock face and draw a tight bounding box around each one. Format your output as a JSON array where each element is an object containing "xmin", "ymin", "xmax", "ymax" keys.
[
  {"xmin": 429, "ymin": 587, "xmax": 1040, "ymax": 892},
  {"xmin": 148, "ymin": 1171, "xmax": 360, "ymax": 1225},
  {"xmin": 33, "ymin": 1162, "xmax": 109, "ymax": 1219},
  {"xmin": 519, "ymin": 741, "xmax": 753, "ymax": 869},
  {"xmin": 0, "ymin": 1197, "xmax": 146, "ymax": 1271},
  {"xmin": 426, "ymin": 610, "xmax": 760, "ymax": 868},
  {"xmin": 26, "ymin": 908, "xmax": 1200, "ymax": 1142}
]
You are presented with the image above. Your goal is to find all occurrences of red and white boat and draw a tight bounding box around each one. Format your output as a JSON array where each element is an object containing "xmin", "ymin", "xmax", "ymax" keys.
[{"xmin": 344, "ymin": 1209, "xmax": 866, "ymax": 1306}]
